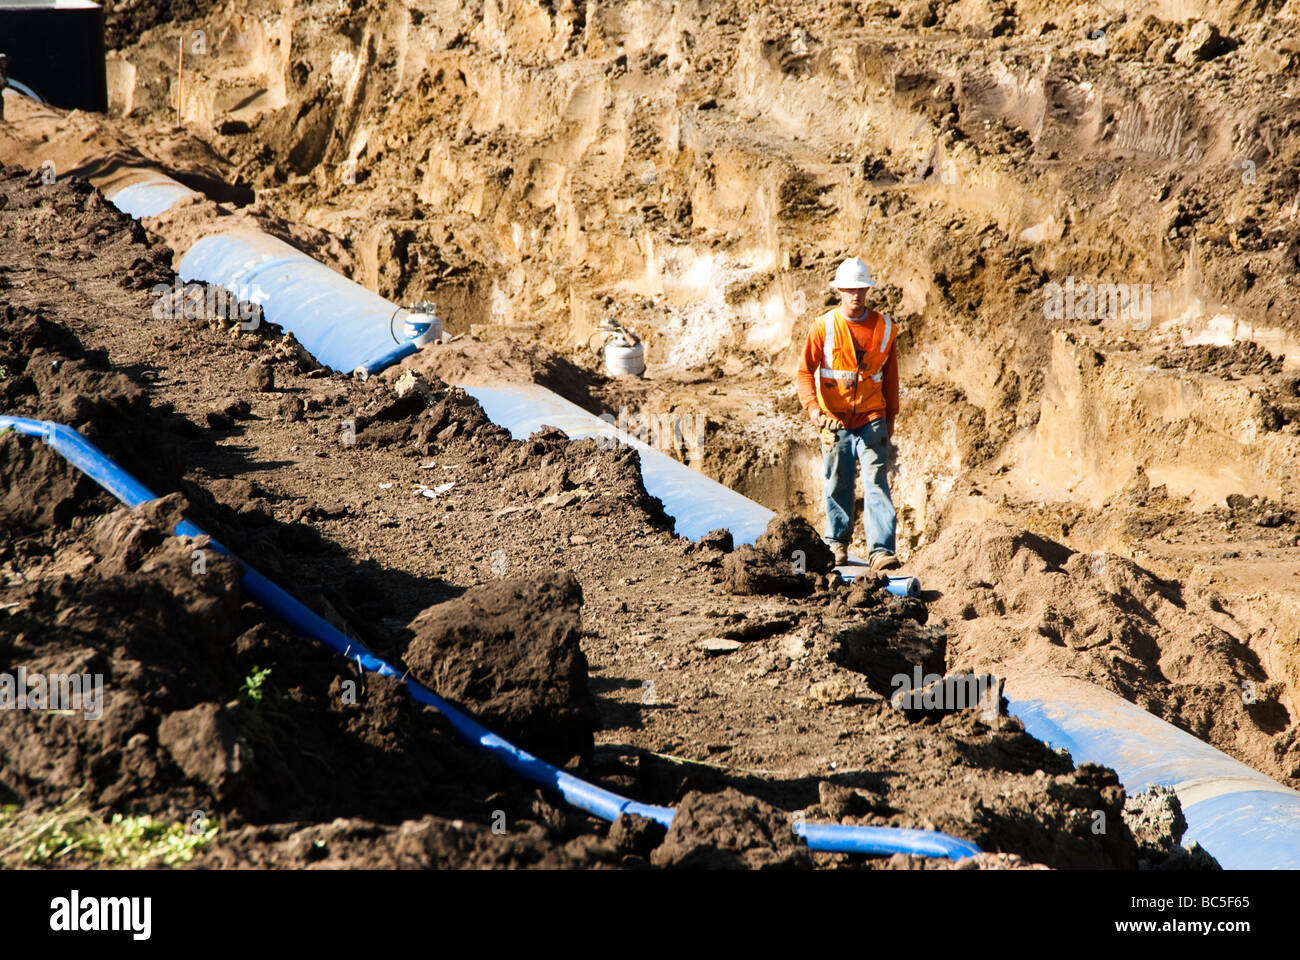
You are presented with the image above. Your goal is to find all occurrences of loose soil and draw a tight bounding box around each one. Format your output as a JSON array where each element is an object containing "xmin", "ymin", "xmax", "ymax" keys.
[
  {"xmin": 7, "ymin": 0, "xmax": 1300, "ymax": 869},
  {"xmin": 1, "ymin": 167, "xmax": 1214, "ymax": 869}
]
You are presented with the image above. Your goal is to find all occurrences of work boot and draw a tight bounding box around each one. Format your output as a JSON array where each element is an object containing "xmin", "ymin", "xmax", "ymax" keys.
[
  {"xmin": 869, "ymin": 551, "xmax": 900, "ymax": 572},
  {"xmin": 829, "ymin": 541, "xmax": 848, "ymax": 565}
]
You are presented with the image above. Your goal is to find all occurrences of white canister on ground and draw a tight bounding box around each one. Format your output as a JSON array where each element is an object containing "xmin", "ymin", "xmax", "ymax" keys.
[
  {"xmin": 604, "ymin": 338, "xmax": 645, "ymax": 377},
  {"xmin": 402, "ymin": 302, "xmax": 443, "ymax": 346}
]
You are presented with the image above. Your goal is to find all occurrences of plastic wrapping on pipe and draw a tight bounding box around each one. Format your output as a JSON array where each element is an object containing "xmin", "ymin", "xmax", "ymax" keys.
[
  {"xmin": 177, "ymin": 232, "xmax": 417, "ymax": 376},
  {"xmin": 104, "ymin": 178, "xmax": 200, "ymax": 220},
  {"xmin": 466, "ymin": 383, "xmax": 778, "ymax": 545},
  {"xmin": 0, "ymin": 415, "xmax": 981, "ymax": 859},
  {"xmin": 883, "ymin": 575, "xmax": 921, "ymax": 598},
  {"xmin": 1006, "ymin": 676, "xmax": 1300, "ymax": 869}
]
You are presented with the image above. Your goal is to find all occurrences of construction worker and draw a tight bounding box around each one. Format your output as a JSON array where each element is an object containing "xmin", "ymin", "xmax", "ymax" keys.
[{"xmin": 795, "ymin": 257, "xmax": 900, "ymax": 570}]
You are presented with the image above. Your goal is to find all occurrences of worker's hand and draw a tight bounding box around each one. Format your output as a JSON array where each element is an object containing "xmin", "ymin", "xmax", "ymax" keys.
[{"xmin": 810, "ymin": 408, "xmax": 824, "ymax": 427}]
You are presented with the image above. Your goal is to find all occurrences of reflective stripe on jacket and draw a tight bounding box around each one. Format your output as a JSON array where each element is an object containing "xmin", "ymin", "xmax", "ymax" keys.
[{"xmin": 813, "ymin": 307, "xmax": 896, "ymax": 423}]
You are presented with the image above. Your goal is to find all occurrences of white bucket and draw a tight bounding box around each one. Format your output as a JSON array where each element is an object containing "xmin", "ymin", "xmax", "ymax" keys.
[{"xmin": 605, "ymin": 340, "xmax": 645, "ymax": 377}]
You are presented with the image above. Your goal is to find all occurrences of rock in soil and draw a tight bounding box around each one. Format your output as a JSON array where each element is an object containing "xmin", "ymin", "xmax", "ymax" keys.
[
  {"xmin": 650, "ymin": 788, "xmax": 812, "ymax": 870},
  {"xmin": 402, "ymin": 571, "xmax": 600, "ymax": 765}
]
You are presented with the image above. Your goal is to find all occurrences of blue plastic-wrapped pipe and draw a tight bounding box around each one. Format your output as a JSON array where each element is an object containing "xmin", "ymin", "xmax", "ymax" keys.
[
  {"xmin": 1007, "ymin": 675, "xmax": 1300, "ymax": 869},
  {"xmin": 177, "ymin": 231, "xmax": 416, "ymax": 376},
  {"xmin": 104, "ymin": 178, "xmax": 200, "ymax": 220},
  {"xmin": 0, "ymin": 415, "xmax": 981, "ymax": 860}
]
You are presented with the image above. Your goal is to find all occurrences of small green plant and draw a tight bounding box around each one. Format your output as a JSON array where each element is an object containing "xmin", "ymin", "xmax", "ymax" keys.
[
  {"xmin": 90, "ymin": 814, "xmax": 218, "ymax": 867},
  {"xmin": 0, "ymin": 797, "xmax": 218, "ymax": 868},
  {"xmin": 240, "ymin": 665, "xmax": 272, "ymax": 705}
]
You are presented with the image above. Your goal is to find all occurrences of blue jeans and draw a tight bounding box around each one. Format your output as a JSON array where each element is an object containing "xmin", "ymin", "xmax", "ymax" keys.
[{"xmin": 822, "ymin": 417, "xmax": 895, "ymax": 555}]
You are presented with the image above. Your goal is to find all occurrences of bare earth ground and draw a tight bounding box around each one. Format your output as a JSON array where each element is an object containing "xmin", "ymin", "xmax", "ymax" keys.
[
  {"xmin": 3, "ymin": 0, "xmax": 1300, "ymax": 870},
  {"xmin": 0, "ymin": 166, "xmax": 1210, "ymax": 870}
]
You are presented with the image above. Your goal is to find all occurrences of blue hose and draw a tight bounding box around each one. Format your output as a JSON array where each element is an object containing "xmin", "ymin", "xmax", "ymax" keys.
[
  {"xmin": 0, "ymin": 415, "xmax": 981, "ymax": 860},
  {"xmin": 797, "ymin": 822, "xmax": 980, "ymax": 858},
  {"xmin": 885, "ymin": 576, "xmax": 921, "ymax": 598}
]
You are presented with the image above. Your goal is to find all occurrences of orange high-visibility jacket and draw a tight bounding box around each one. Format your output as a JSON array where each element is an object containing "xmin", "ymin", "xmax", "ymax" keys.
[{"xmin": 795, "ymin": 307, "xmax": 899, "ymax": 431}]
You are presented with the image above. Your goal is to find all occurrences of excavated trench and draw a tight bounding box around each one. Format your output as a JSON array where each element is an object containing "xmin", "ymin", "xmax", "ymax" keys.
[
  {"xmin": 85, "ymin": 0, "xmax": 1300, "ymax": 773},
  {"xmin": 4, "ymin": 0, "xmax": 1300, "ymax": 858}
]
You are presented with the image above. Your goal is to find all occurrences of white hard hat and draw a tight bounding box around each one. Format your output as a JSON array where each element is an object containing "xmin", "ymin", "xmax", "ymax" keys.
[{"xmin": 833, "ymin": 257, "xmax": 875, "ymax": 289}]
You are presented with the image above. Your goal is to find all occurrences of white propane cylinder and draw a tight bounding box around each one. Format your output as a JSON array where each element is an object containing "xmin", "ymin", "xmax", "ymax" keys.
[
  {"xmin": 403, "ymin": 302, "xmax": 443, "ymax": 347},
  {"xmin": 604, "ymin": 338, "xmax": 645, "ymax": 377}
]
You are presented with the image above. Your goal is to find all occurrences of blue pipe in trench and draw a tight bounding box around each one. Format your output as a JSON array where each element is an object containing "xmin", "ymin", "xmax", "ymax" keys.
[
  {"xmin": 94, "ymin": 178, "xmax": 1300, "ymax": 867},
  {"xmin": 0, "ymin": 415, "xmax": 982, "ymax": 860}
]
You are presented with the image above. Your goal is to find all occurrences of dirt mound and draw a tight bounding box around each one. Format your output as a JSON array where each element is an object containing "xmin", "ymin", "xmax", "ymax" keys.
[
  {"xmin": 193, "ymin": 814, "xmax": 625, "ymax": 869},
  {"xmin": 1122, "ymin": 785, "xmax": 1219, "ymax": 870},
  {"xmin": 0, "ymin": 432, "xmax": 107, "ymax": 532},
  {"xmin": 755, "ymin": 512, "xmax": 836, "ymax": 572},
  {"xmin": 913, "ymin": 521, "xmax": 1300, "ymax": 784},
  {"xmin": 100, "ymin": 0, "xmax": 224, "ymax": 53},
  {"xmin": 723, "ymin": 513, "xmax": 835, "ymax": 597},
  {"xmin": 350, "ymin": 379, "xmax": 510, "ymax": 451},
  {"xmin": 0, "ymin": 461, "xmax": 522, "ymax": 827},
  {"xmin": 345, "ymin": 375, "xmax": 673, "ymax": 535},
  {"xmin": 607, "ymin": 812, "xmax": 668, "ymax": 861},
  {"xmin": 0, "ymin": 490, "xmax": 245, "ymax": 812},
  {"xmin": 650, "ymin": 788, "xmax": 811, "ymax": 870},
  {"xmin": 0, "ymin": 167, "xmax": 171, "ymax": 292},
  {"xmin": 1154, "ymin": 340, "xmax": 1286, "ymax": 380},
  {"xmin": 402, "ymin": 337, "xmax": 606, "ymax": 413},
  {"xmin": 823, "ymin": 614, "xmax": 945, "ymax": 702},
  {"xmin": 403, "ymin": 570, "xmax": 600, "ymax": 765},
  {"xmin": 968, "ymin": 763, "xmax": 1139, "ymax": 870},
  {"xmin": 0, "ymin": 302, "xmax": 173, "ymax": 460}
]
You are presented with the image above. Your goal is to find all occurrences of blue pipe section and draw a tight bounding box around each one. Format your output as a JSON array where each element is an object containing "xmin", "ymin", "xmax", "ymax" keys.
[
  {"xmin": 0, "ymin": 415, "xmax": 980, "ymax": 860},
  {"xmin": 104, "ymin": 179, "xmax": 199, "ymax": 220},
  {"xmin": 797, "ymin": 822, "xmax": 980, "ymax": 858},
  {"xmin": 1007, "ymin": 676, "xmax": 1300, "ymax": 869},
  {"xmin": 177, "ymin": 232, "xmax": 417, "ymax": 376},
  {"xmin": 6, "ymin": 78, "xmax": 46, "ymax": 103},
  {"xmin": 887, "ymin": 576, "xmax": 921, "ymax": 598}
]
